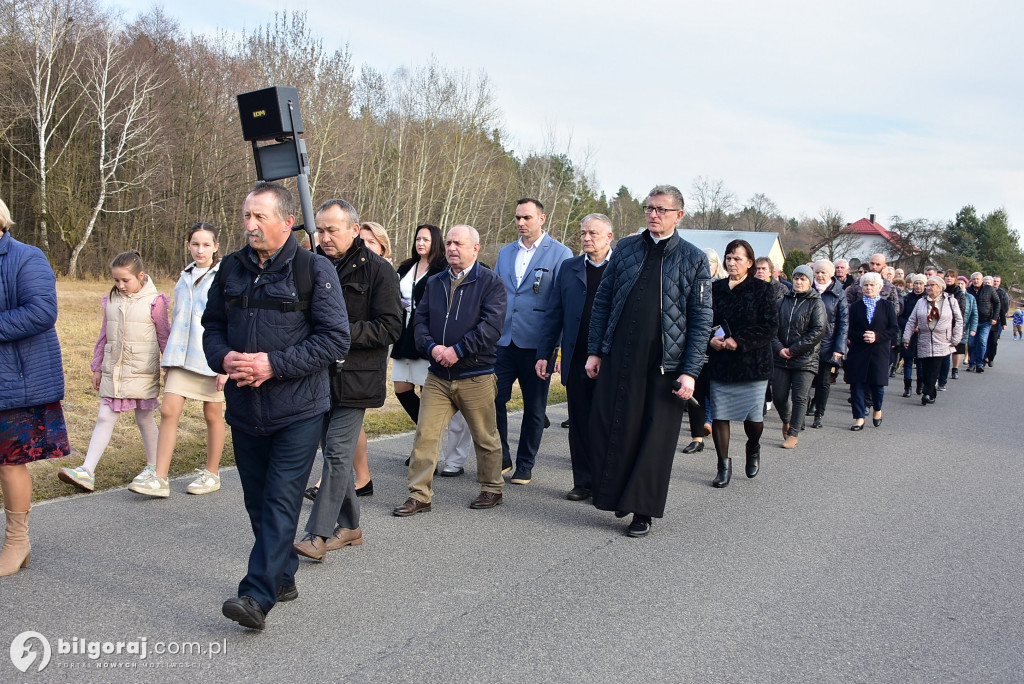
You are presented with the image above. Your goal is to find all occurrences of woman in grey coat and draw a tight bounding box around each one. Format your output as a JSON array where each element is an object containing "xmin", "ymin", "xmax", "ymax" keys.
[{"xmin": 902, "ymin": 276, "xmax": 963, "ymax": 405}]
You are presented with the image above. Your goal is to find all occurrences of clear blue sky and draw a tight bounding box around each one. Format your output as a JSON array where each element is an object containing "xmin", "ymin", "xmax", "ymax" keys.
[{"xmin": 118, "ymin": 0, "xmax": 1024, "ymax": 232}]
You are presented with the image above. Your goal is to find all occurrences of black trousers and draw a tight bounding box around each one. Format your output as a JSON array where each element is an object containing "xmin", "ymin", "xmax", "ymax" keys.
[
  {"xmin": 495, "ymin": 343, "xmax": 552, "ymax": 472},
  {"xmin": 565, "ymin": 355, "xmax": 595, "ymax": 489},
  {"xmin": 686, "ymin": 367, "xmax": 711, "ymax": 439},
  {"xmin": 810, "ymin": 359, "xmax": 833, "ymax": 416},
  {"xmin": 919, "ymin": 356, "xmax": 942, "ymax": 399}
]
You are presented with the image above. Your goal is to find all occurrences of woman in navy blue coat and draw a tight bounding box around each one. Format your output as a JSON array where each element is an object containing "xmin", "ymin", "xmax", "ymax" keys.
[
  {"xmin": 845, "ymin": 273, "xmax": 899, "ymax": 430},
  {"xmin": 0, "ymin": 199, "xmax": 70, "ymax": 576}
]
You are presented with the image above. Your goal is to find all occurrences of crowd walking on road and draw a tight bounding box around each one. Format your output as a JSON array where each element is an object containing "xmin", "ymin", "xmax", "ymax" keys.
[{"xmin": 0, "ymin": 186, "xmax": 1016, "ymax": 632}]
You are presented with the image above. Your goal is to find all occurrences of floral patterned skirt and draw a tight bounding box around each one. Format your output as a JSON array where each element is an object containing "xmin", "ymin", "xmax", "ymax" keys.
[{"xmin": 0, "ymin": 402, "xmax": 71, "ymax": 465}]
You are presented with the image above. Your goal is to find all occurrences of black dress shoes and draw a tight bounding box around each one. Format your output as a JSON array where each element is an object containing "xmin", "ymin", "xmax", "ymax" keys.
[
  {"xmin": 303, "ymin": 486, "xmax": 318, "ymax": 501},
  {"xmin": 614, "ymin": 510, "xmax": 630, "ymax": 518},
  {"xmin": 680, "ymin": 440, "xmax": 704, "ymax": 454},
  {"xmin": 851, "ymin": 421, "xmax": 864, "ymax": 431},
  {"xmin": 277, "ymin": 584, "xmax": 298, "ymax": 602},
  {"xmin": 355, "ymin": 480, "xmax": 373, "ymax": 496},
  {"xmin": 560, "ymin": 419, "xmax": 570, "ymax": 428},
  {"xmin": 393, "ymin": 497, "xmax": 432, "ymax": 517},
  {"xmin": 627, "ymin": 515, "xmax": 652, "ymax": 538},
  {"xmin": 469, "ymin": 491, "xmax": 502, "ymax": 509},
  {"xmin": 222, "ymin": 596, "xmax": 265, "ymax": 630},
  {"xmin": 544, "ymin": 415, "xmax": 551, "ymax": 428},
  {"xmin": 566, "ymin": 487, "xmax": 592, "ymax": 501}
]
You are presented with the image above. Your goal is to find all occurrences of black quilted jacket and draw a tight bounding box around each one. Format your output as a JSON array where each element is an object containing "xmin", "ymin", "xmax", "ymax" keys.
[{"xmin": 587, "ymin": 231, "xmax": 713, "ymax": 378}]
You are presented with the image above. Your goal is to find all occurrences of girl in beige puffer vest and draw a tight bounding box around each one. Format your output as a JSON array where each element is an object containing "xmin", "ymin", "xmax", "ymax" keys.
[{"xmin": 57, "ymin": 252, "xmax": 169, "ymax": 492}]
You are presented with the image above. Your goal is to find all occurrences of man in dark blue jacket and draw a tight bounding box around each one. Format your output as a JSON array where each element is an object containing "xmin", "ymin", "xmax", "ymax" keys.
[
  {"xmin": 393, "ymin": 224, "xmax": 508, "ymax": 516},
  {"xmin": 203, "ymin": 181, "xmax": 350, "ymax": 630},
  {"xmin": 585, "ymin": 185, "xmax": 713, "ymax": 538},
  {"xmin": 536, "ymin": 213, "xmax": 614, "ymax": 501}
]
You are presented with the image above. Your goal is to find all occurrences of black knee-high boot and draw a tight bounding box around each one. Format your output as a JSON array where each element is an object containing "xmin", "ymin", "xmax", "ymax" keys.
[{"xmin": 396, "ymin": 389, "xmax": 420, "ymax": 424}]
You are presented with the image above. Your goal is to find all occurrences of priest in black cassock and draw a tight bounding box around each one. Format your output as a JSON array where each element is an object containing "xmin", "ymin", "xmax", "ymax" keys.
[{"xmin": 585, "ymin": 185, "xmax": 713, "ymax": 538}]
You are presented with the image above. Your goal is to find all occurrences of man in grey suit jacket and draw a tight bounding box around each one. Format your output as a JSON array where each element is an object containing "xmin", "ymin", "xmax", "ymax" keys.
[{"xmin": 494, "ymin": 198, "xmax": 572, "ymax": 484}]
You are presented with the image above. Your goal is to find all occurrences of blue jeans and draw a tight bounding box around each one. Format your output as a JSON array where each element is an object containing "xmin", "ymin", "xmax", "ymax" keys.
[
  {"xmin": 231, "ymin": 413, "xmax": 325, "ymax": 614},
  {"xmin": 971, "ymin": 321, "xmax": 992, "ymax": 368},
  {"xmin": 495, "ymin": 343, "xmax": 552, "ymax": 472}
]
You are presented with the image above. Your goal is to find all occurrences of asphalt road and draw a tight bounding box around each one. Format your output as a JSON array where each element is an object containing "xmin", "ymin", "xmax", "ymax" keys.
[{"xmin": 2, "ymin": 340, "xmax": 1022, "ymax": 683}]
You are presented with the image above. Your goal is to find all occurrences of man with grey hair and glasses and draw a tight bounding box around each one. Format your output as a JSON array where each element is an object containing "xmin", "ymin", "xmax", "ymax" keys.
[{"xmin": 585, "ymin": 185, "xmax": 713, "ymax": 538}]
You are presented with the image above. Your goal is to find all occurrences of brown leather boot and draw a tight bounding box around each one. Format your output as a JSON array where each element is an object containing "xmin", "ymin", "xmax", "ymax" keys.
[{"xmin": 0, "ymin": 508, "xmax": 31, "ymax": 576}]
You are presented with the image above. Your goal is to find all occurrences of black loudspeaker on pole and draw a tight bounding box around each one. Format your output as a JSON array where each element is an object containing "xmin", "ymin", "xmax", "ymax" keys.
[{"xmin": 236, "ymin": 86, "xmax": 316, "ymax": 249}]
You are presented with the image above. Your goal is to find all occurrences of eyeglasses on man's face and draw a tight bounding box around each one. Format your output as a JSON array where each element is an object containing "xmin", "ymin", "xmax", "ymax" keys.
[{"xmin": 643, "ymin": 205, "xmax": 681, "ymax": 216}]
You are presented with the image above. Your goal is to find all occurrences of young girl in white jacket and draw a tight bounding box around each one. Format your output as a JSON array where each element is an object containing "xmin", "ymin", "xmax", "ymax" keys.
[{"xmin": 130, "ymin": 223, "xmax": 227, "ymax": 498}]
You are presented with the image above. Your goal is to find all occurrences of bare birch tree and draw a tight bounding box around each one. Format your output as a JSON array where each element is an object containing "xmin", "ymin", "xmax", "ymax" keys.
[
  {"xmin": 3, "ymin": 0, "xmax": 93, "ymax": 251},
  {"xmin": 67, "ymin": 22, "xmax": 163, "ymax": 277}
]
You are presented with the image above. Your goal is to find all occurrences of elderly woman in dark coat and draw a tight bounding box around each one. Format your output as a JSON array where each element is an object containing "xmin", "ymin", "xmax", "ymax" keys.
[
  {"xmin": 707, "ymin": 239, "xmax": 778, "ymax": 487},
  {"xmin": 898, "ymin": 274, "xmax": 927, "ymax": 397},
  {"xmin": 807, "ymin": 259, "xmax": 849, "ymax": 429},
  {"xmin": 846, "ymin": 272, "xmax": 900, "ymax": 430},
  {"xmin": 771, "ymin": 265, "xmax": 825, "ymax": 449}
]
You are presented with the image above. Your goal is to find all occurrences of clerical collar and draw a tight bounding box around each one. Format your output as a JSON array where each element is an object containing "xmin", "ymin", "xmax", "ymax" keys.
[{"xmin": 585, "ymin": 249, "xmax": 612, "ymax": 267}]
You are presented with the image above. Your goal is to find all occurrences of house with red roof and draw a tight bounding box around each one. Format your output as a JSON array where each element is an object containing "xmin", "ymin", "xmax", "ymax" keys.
[{"xmin": 811, "ymin": 214, "xmax": 918, "ymax": 268}]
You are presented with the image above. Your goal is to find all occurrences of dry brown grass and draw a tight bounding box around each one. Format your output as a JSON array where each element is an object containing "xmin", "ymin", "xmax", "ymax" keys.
[{"xmin": 10, "ymin": 278, "xmax": 563, "ymax": 504}]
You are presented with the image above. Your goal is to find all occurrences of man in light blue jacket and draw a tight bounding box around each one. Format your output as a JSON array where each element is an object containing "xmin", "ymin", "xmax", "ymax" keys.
[{"xmin": 493, "ymin": 198, "xmax": 572, "ymax": 485}]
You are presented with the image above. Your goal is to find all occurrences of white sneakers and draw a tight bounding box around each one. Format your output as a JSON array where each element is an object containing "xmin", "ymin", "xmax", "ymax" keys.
[
  {"xmin": 127, "ymin": 467, "xmax": 169, "ymax": 498},
  {"xmin": 186, "ymin": 469, "xmax": 221, "ymax": 495},
  {"xmin": 127, "ymin": 467, "xmax": 220, "ymax": 497}
]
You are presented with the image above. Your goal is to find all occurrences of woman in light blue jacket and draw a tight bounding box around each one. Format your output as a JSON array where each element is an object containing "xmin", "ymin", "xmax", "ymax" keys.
[{"xmin": 129, "ymin": 223, "xmax": 226, "ymax": 498}]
